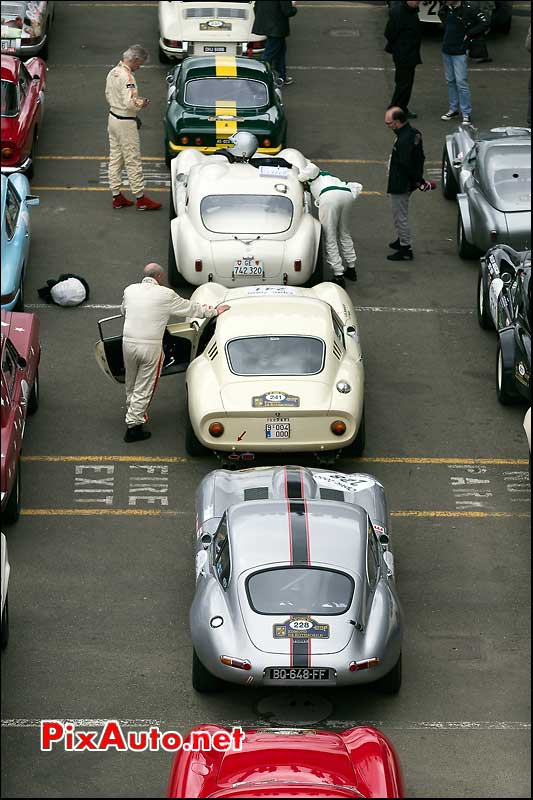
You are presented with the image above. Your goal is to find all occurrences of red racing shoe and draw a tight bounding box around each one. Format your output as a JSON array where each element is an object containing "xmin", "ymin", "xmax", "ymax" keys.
[
  {"xmin": 112, "ymin": 193, "xmax": 135, "ymax": 209},
  {"xmin": 136, "ymin": 194, "xmax": 162, "ymax": 211}
]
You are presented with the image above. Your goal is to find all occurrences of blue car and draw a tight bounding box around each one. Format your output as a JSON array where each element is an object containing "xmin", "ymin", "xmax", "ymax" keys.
[{"xmin": 1, "ymin": 173, "xmax": 39, "ymax": 311}]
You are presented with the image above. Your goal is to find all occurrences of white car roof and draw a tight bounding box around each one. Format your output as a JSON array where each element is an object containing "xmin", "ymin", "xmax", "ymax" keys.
[
  {"xmin": 188, "ymin": 161, "xmax": 303, "ymax": 201},
  {"xmin": 215, "ymin": 294, "xmax": 334, "ymax": 340}
]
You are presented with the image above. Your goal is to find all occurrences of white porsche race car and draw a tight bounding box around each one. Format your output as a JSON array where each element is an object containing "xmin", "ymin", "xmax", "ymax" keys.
[
  {"xmin": 95, "ymin": 283, "xmax": 365, "ymax": 462},
  {"xmin": 169, "ymin": 148, "xmax": 323, "ymax": 288},
  {"xmin": 158, "ymin": 1, "xmax": 265, "ymax": 63}
]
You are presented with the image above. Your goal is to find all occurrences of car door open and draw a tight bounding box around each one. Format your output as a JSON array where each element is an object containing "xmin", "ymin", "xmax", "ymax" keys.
[{"xmin": 94, "ymin": 315, "xmax": 198, "ymax": 383}]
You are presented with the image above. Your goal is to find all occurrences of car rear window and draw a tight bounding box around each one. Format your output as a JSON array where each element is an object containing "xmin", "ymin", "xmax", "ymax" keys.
[
  {"xmin": 200, "ymin": 194, "xmax": 293, "ymax": 234},
  {"xmin": 184, "ymin": 78, "xmax": 268, "ymax": 108},
  {"xmin": 246, "ymin": 567, "xmax": 354, "ymax": 616},
  {"xmin": 1, "ymin": 80, "xmax": 18, "ymax": 116},
  {"xmin": 226, "ymin": 336, "xmax": 325, "ymax": 376}
]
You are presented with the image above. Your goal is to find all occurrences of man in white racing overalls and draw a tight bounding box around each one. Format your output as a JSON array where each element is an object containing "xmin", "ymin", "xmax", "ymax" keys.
[
  {"xmin": 298, "ymin": 162, "xmax": 363, "ymax": 289},
  {"xmin": 121, "ymin": 263, "xmax": 229, "ymax": 442}
]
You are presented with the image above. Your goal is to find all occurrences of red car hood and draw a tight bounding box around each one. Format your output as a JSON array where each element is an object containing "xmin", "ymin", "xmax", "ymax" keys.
[{"xmin": 208, "ymin": 786, "xmax": 362, "ymax": 798}]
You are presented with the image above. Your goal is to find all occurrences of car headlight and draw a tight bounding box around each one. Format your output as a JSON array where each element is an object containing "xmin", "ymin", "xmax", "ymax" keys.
[{"xmin": 336, "ymin": 381, "xmax": 351, "ymax": 394}]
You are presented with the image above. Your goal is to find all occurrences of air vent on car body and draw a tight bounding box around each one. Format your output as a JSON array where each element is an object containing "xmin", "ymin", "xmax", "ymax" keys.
[
  {"xmin": 207, "ymin": 342, "xmax": 218, "ymax": 360},
  {"xmin": 333, "ymin": 341, "xmax": 342, "ymax": 360},
  {"xmin": 185, "ymin": 7, "xmax": 247, "ymax": 18}
]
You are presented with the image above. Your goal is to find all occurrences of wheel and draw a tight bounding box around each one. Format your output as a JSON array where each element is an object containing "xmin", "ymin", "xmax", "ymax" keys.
[
  {"xmin": 158, "ymin": 44, "xmax": 171, "ymax": 63},
  {"xmin": 4, "ymin": 462, "xmax": 21, "ymax": 525},
  {"xmin": 496, "ymin": 340, "xmax": 520, "ymax": 405},
  {"xmin": 165, "ymin": 151, "xmax": 173, "ymax": 169},
  {"xmin": 343, "ymin": 406, "xmax": 365, "ymax": 457},
  {"xmin": 168, "ymin": 233, "xmax": 188, "ymax": 288},
  {"xmin": 457, "ymin": 211, "xmax": 479, "ymax": 260},
  {"xmin": 28, "ymin": 367, "xmax": 39, "ymax": 415},
  {"xmin": 1, "ymin": 595, "xmax": 9, "ymax": 650},
  {"xmin": 441, "ymin": 146, "xmax": 458, "ymax": 200},
  {"xmin": 477, "ymin": 267, "xmax": 493, "ymax": 330},
  {"xmin": 192, "ymin": 648, "xmax": 223, "ymax": 692},
  {"xmin": 25, "ymin": 138, "xmax": 35, "ymax": 181},
  {"xmin": 14, "ymin": 277, "xmax": 24, "ymax": 312},
  {"xmin": 169, "ymin": 189, "xmax": 176, "ymax": 221},
  {"xmin": 375, "ymin": 652, "xmax": 402, "ymax": 694},
  {"xmin": 39, "ymin": 33, "xmax": 49, "ymax": 60},
  {"xmin": 185, "ymin": 415, "xmax": 209, "ymax": 457}
]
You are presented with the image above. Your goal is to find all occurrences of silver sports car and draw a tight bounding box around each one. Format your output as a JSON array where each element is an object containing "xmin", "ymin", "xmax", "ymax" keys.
[
  {"xmin": 190, "ymin": 465, "xmax": 402, "ymax": 693},
  {"xmin": 441, "ymin": 125, "xmax": 531, "ymax": 259}
]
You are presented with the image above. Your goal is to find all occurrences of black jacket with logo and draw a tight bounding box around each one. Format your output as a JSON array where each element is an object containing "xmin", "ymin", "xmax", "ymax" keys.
[
  {"xmin": 387, "ymin": 123, "xmax": 425, "ymax": 194},
  {"xmin": 252, "ymin": 1, "xmax": 297, "ymax": 39},
  {"xmin": 438, "ymin": 1, "xmax": 489, "ymax": 55},
  {"xmin": 384, "ymin": 2, "xmax": 422, "ymax": 66}
]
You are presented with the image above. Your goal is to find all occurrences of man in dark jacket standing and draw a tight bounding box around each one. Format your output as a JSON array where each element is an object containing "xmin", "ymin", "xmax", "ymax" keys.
[
  {"xmin": 384, "ymin": 0, "xmax": 422, "ymax": 119},
  {"xmin": 438, "ymin": 0, "xmax": 489, "ymax": 123},
  {"xmin": 385, "ymin": 106, "xmax": 433, "ymax": 261},
  {"xmin": 252, "ymin": 0, "xmax": 297, "ymax": 86}
]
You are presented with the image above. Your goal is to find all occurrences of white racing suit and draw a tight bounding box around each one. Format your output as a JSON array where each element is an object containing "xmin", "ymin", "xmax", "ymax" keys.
[
  {"xmin": 121, "ymin": 277, "xmax": 217, "ymax": 428},
  {"xmin": 300, "ymin": 167, "xmax": 363, "ymax": 277}
]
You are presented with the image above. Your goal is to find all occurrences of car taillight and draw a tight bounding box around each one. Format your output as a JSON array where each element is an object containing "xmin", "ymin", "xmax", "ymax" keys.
[
  {"xmin": 262, "ymin": 138, "xmax": 271, "ymax": 147},
  {"xmin": 349, "ymin": 657, "xmax": 380, "ymax": 672},
  {"xmin": 294, "ymin": 260, "xmax": 302, "ymax": 272},
  {"xmin": 1, "ymin": 145, "xmax": 16, "ymax": 160},
  {"xmin": 220, "ymin": 655, "xmax": 252, "ymax": 671},
  {"xmin": 163, "ymin": 39, "xmax": 183, "ymax": 48},
  {"xmin": 194, "ymin": 136, "xmax": 202, "ymax": 146},
  {"xmin": 180, "ymin": 136, "xmax": 189, "ymax": 145},
  {"xmin": 208, "ymin": 422, "xmax": 224, "ymax": 437},
  {"xmin": 330, "ymin": 420, "xmax": 346, "ymax": 436},
  {"xmin": 0, "ymin": 290, "xmax": 17, "ymax": 305},
  {"xmin": 246, "ymin": 40, "xmax": 262, "ymax": 50},
  {"xmin": 490, "ymin": 230, "xmax": 498, "ymax": 242},
  {"xmin": 194, "ymin": 259, "xmax": 203, "ymax": 272}
]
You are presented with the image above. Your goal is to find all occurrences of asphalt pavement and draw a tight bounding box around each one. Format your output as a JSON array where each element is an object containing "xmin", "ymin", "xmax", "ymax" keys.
[{"xmin": 1, "ymin": 1, "xmax": 531, "ymax": 797}]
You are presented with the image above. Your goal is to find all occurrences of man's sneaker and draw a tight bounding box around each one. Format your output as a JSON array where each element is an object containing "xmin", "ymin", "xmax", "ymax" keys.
[
  {"xmin": 345, "ymin": 267, "xmax": 358, "ymax": 282},
  {"xmin": 462, "ymin": 115, "xmax": 472, "ymax": 124},
  {"xmin": 441, "ymin": 109, "xmax": 459, "ymax": 120},
  {"xmin": 282, "ymin": 76, "xmax": 294, "ymax": 86},
  {"xmin": 136, "ymin": 194, "xmax": 162, "ymax": 211},
  {"xmin": 331, "ymin": 275, "xmax": 346, "ymax": 289},
  {"xmin": 124, "ymin": 424, "xmax": 152, "ymax": 443},
  {"xmin": 388, "ymin": 238, "xmax": 401, "ymax": 250},
  {"xmin": 112, "ymin": 193, "xmax": 134, "ymax": 209},
  {"xmin": 387, "ymin": 246, "xmax": 413, "ymax": 261}
]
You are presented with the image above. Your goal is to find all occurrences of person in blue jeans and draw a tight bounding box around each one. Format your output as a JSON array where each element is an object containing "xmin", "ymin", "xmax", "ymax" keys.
[
  {"xmin": 438, "ymin": 0, "xmax": 489, "ymax": 124},
  {"xmin": 252, "ymin": 0, "xmax": 297, "ymax": 86}
]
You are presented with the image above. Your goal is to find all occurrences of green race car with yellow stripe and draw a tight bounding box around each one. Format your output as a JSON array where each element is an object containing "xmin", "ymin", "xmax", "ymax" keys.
[{"xmin": 164, "ymin": 55, "xmax": 286, "ymax": 163}]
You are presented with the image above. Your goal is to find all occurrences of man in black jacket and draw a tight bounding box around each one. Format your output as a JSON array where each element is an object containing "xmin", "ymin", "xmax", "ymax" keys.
[
  {"xmin": 438, "ymin": 0, "xmax": 489, "ymax": 123},
  {"xmin": 385, "ymin": 106, "xmax": 433, "ymax": 261},
  {"xmin": 384, "ymin": 0, "xmax": 422, "ymax": 119},
  {"xmin": 252, "ymin": 0, "xmax": 297, "ymax": 86}
]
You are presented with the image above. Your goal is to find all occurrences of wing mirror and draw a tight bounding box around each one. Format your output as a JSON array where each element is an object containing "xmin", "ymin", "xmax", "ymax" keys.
[
  {"xmin": 501, "ymin": 271, "xmax": 515, "ymax": 286},
  {"xmin": 17, "ymin": 355, "xmax": 27, "ymax": 370},
  {"xmin": 165, "ymin": 72, "xmax": 174, "ymax": 84},
  {"xmin": 25, "ymin": 195, "xmax": 40, "ymax": 206},
  {"xmin": 201, "ymin": 533, "xmax": 212, "ymax": 549},
  {"xmin": 452, "ymin": 158, "xmax": 463, "ymax": 169},
  {"xmin": 32, "ymin": 74, "xmax": 40, "ymax": 81},
  {"xmin": 346, "ymin": 325, "xmax": 358, "ymax": 337}
]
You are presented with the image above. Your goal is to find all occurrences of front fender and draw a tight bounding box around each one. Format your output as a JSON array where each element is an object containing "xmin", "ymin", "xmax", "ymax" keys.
[{"xmin": 457, "ymin": 193, "xmax": 473, "ymax": 242}]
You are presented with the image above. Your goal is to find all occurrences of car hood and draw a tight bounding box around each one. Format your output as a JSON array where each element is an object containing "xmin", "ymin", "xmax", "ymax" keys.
[{"xmin": 219, "ymin": 379, "xmax": 333, "ymax": 413}]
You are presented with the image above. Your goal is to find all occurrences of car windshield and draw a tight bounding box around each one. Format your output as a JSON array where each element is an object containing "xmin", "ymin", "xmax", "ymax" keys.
[
  {"xmin": 1, "ymin": 80, "xmax": 18, "ymax": 116},
  {"xmin": 246, "ymin": 567, "xmax": 354, "ymax": 615},
  {"xmin": 226, "ymin": 336, "xmax": 325, "ymax": 375},
  {"xmin": 200, "ymin": 195, "xmax": 293, "ymax": 234},
  {"xmin": 184, "ymin": 78, "xmax": 269, "ymax": 108}
]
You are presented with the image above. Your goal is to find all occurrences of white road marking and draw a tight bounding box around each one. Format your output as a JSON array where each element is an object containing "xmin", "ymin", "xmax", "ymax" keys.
[
  {"xmin": 25, "ymin": 303, "xmax": 474, "ymax": 314},
  {"xmin": 1, "ymin": 719, "xmax": 162, "ymax": 728},
  {"xmin": 47, "ymin": 64, "xmax": 531, "ymax": 72}
]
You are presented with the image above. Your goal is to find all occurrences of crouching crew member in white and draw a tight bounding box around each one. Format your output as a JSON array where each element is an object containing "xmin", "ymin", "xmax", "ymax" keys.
[
  {"xmin": 121, "ymin": 263, "xmax": 230, "ymax": 442},
  {"xmin": 298, "ymin": 162, "xmax": 362, "ymax": 290}
]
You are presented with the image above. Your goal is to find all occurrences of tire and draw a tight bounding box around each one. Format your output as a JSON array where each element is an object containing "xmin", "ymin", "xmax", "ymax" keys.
[
  {"xmin": 4, "ymin": 462, "xmax": 21, "ymax": 525},
  {"xmin": 375, "ymin": 652, "xmax": 402, "ymax": 695},
  {"xmin": 28, "ymin": 367, "xmax": 39, "ymax": 415},
  {"xmin": 477, "ymin": 267, "xmax": 493, "ymax": 330},
  {"xmin": 343, "ymin": 406, "xmax": 366, "ymax": 457},
  {"xmin": 169, "ymin": 189, "xmax": 176, "ymax": 221},
  {"xmin": 1, "ymin": 595, "xmax": 9, "ymax": 650},
  {"xmin": 192, "ymin": 648, "xmax": 223, "ymax": 692},
  {"xmin": 39, "ymin": 35, "xmax": 49, "ymax": 61},
  {"xmin": 165, "ymin": 150, "xmax": 173, "ymax": 169},
  {"xmin": 168, "ymin": 233, "xmax": 188, "ymax": 288},
  {"xmin": 312, "ymin": 236, "xmax": 325, "ymax": 285},
  {"xmin": 185, "ymin": 415, "xmax": 209, "ymax": 457},
  {"xmin": 496, "ymin": 340, "xmax": 520, "ymax": 405},
  {"xmin": 14, "ymin": 277, "xmax": 24, "ymax": 312},
  {"xmin": 457, "ymin": 211, "xmax": 479, "ymax": 260},
  {"xmin": 441, "ymin": 146, "xmax": 458, "ymax": 201},
  {"xmin": 158, "ymin": 44, "xmax": 171, "ymax": 64}
]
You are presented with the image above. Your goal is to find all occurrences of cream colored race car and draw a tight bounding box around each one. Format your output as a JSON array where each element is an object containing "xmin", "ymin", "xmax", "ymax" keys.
[
  {"xmin": 169, "ymin": 148, "xmax": 322, "ymax": 288},
  {"xmin": 158, "ymin": 1, "xmax": 265, "ymax": 63},
  {"xmin": 95, "ymin": 283, "xmax": 365, "ymax": 462}
]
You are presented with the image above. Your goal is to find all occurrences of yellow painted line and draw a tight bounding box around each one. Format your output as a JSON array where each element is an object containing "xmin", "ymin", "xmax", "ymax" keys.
[
  {"xmin": 21, "ymin": 509, "xmax": 179, "ymax": 516},
  {"xmin": 391, "ymin": 511, "xmax": 530, "ymax": 519},
  {"xmin": 21, "ymin": 455, "xmax": 528, "ymax": 465},
  {"xmin": 215, "ymin": 101, "xmax": 238, "ymax": 139},
  {"xmin": 215, "ymin": 55, "xmax": 237, "ymax": 78}
]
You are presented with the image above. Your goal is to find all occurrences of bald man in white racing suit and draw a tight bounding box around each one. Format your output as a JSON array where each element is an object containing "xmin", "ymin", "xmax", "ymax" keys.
[
  {"xmin": 121, "ymin": 263, "xmax": 229, "ymax": 442},
  {"xmin": 298, "ymin": 162, "xmax": 362, "ymax": 289}
]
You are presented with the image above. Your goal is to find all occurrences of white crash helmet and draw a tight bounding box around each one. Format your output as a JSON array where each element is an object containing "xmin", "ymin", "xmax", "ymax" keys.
[{"xmin": 229, "ymin": 131, "xmax": 259, "ymax": 160}]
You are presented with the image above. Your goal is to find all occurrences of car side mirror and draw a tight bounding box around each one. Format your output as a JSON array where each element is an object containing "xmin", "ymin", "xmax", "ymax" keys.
[
  {"xmin": 26, "ymin": 195, "xmax": 40, "ymax": 206},
  {"xmin": 165, "ymin": 72, "xmax": 174, "ymax": 84},
  {"xmin": 201, "ymin": 533, "xmax": 212, "ymax": 548},
  {"xmin": 346, "ymin": 325, "xmax": 357, "ymax": 337},
  {"xmin": 17, "ymin": 355, "xmax": 27, "ymax": 369},
  {"xmin": 501, "ymin": 271, "xmax": 514, "ymax": 286},
  {"xmin": 32, "ymin": 74, "xmax": 40, "ymax": 81},
  {"xmin": 452, "ymin": 158, "xmax": 462, "ymax": 169}
]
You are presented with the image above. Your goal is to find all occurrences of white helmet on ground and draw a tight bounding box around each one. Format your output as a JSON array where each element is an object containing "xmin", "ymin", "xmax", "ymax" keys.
[{"xmin": 229, "ymin": 131, "xmax": 259, "ymax": 159}]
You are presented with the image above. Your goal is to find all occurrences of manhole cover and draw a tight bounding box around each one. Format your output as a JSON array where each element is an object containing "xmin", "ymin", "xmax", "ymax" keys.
[{"xmin": 255, "ymin": 692, "xmax": 333, "ymax": 726}]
